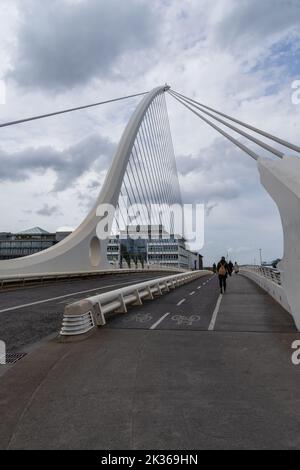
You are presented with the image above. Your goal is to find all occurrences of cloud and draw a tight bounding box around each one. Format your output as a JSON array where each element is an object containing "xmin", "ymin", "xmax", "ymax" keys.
[
  {"xmin": 10, "ymin": 0, "xmax": 158, "ymax": 90},
  {"xmin": 37, "ymin": 204, "xmax": 61, "ymax": 217},
  {"xmin": 0, "ymin": 0, "xmax": 297, "ymax": 264},
  {"xmin": 214, "ymin": 0, "xmax": 300, "ymax": 54},
  {"xmin": 0, "ymin": 134, "xmax": 115, "ymax": 191},
  {"xmin": 205, "ymin": 203, "xmax": 218, "ymax": 217},
  {"xmin": 177, "ymin": 138, "xmax": 257, "ymax": 203}
]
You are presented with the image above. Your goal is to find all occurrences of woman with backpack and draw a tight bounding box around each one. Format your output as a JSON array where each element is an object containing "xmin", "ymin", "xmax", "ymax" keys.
[{"xmin": 217, "ymin": 256, "xmax": 228, "ymax": 294}]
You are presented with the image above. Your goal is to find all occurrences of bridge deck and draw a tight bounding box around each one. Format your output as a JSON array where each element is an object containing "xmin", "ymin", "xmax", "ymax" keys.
[{"xmin": 0, "ymin": 274, "xmax": 299, "ymax": 449}]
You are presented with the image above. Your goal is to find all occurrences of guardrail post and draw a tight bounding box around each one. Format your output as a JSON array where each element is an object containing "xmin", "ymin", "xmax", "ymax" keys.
[
  {"xmin": 144, "ymin": 286, "xmax": 154, "ymax": 299},
  {"xmin": 154, "ymin": 283, "xmax": 163, "ymax": 296},
  {"xmin": 115, "ymin": 294, "xmax": 127, "ymax": 313},
  {"xmin": 93, "ymin": 302, "xmax": 106, "ymax": 326},
  {"xmin": 132, "ymin": 289, "xmax": 143, "ymax": 306},
  {"xmin": 161, "ymin": 281, "xmax": 170, "ymax": 292}
]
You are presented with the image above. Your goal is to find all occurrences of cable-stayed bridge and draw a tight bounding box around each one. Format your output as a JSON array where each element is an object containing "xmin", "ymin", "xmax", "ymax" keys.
[{"xmin": 0, "ymin": 85, "xmax": 300, "ymax": 450}]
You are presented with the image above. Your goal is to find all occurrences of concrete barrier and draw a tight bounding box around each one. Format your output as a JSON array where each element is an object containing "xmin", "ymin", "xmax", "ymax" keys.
[{"xmin": 60, "ymin": 270, "xmax": 212, "ymax": 339}]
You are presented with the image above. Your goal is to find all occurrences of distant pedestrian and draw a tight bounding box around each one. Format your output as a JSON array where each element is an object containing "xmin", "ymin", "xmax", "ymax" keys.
[
  {"xmin": 234, "ymin": 262, "xmax": 239, "ymax": 274},
  {"xmin": 228, "ymin": 260, "xmax": 233, "ymax": 277},
  {"xmin": 212, "ymin": 263, "xmax": 217, "ymax": 274},
  {"xmin": 217, "ymin": 256, "xmax": 228, "ymax": 294}
]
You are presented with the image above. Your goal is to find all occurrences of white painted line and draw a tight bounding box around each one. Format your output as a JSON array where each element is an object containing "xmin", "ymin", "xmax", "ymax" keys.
[
  {"xmin": 197, "ymin": 286, "xmax": 202, "ymax": 290},
  {"xmin": 177, "ymin": 299, "xmax": 186, "ymax": 307},
  {"xmin": 189, "ymin": 291, "xmax": 195, "ymax": 296},
  {"xmin": 150, "ymin": 312, "xmax": 171, "ymax": 330},
  {"xmin": 208, "ymin": 294, "xmax": 223, "ymax": 331},
  {"xmin": 0, "ymin": 277, "xmax": 161, "ymax": 314}
]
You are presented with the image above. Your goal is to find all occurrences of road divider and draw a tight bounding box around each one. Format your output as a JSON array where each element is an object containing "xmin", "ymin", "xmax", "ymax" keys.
[{"xmin": 60, "ymin": 271, "xmax": 212, "ymax": 339}]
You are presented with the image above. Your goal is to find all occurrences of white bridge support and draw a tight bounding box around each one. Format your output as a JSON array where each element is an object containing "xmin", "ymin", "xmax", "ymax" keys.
[
  {"xmin": 258, "ymin": 156, "xmax": 300, "ymax": 330},
  {"xmin": 0, "ymin": 86, "xmax": 168, "ymax": 276}
]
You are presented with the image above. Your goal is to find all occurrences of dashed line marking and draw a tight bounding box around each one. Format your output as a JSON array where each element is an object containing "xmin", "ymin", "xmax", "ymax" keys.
[
  {"xmin": 190, "ymin": 291, "xmax": 195, "ymax": 296},
  {"xmin": 177, "ymin": 299, "xmax": 186, "ymax": 307}
]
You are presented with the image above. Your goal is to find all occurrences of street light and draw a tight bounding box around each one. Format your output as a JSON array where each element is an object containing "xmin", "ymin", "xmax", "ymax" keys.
[{"xmin": 259, "ymin": 248, "xmax": 262, "ymax": 266}]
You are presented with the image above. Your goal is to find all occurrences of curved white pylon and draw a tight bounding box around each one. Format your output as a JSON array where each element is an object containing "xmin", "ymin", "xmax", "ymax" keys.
[
  {"xmin": 0, "ymin": 85, "xmax": 169, "ymax": 275},
  {"xmin": 258, "ymin": 156, "xmax": 300, "ymax": 330}
]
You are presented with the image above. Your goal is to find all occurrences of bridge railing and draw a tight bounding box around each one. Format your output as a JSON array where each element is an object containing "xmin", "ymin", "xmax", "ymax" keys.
[
  {"xmin": 60, "ymin": 270, "xmax": 211, "ymax": 338},
  {"xmin": 241, "ymin": 265, "xmax": 281, "ymax": 285}
]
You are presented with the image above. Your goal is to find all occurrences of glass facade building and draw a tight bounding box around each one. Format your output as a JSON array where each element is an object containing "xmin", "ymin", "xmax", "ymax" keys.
[
  {"xmin": 0, "ymin": 228, "xmax": 57, "ymax": 260},
  {"xmin": 0, "ymin": 225, "xmax": 203, "ymax": 270}
]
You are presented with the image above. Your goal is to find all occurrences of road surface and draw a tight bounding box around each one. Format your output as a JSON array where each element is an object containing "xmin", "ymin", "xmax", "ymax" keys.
[{"xmin": 0, "ymin": 273, "xmax": 299, "ymax": 449}]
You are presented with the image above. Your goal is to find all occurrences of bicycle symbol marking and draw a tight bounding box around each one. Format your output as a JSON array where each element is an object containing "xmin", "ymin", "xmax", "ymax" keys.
[
  {"xmin": 171, "ymin": 315, "xmax": 201, "ymax": 326},
  {"xmin": 123, "ymin": 313, "xmax": 153, "ymax": 323}
]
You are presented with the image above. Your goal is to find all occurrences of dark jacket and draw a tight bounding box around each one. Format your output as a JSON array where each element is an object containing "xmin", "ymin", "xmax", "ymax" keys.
[{"xmin": 217, "ymin": 260, "xmax": 228, "ymax": 276}]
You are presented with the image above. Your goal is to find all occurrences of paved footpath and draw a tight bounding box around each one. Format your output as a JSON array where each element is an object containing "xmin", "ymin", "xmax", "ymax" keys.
[{"xmin": 0, "ymin": 274, "xmax": 300, "ymax": 449}]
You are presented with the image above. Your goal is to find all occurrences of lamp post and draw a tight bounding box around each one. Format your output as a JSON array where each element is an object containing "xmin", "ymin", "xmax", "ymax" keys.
[{"xmin": 259, "ymin": 248, "xmax": 262, "ymax": 266}]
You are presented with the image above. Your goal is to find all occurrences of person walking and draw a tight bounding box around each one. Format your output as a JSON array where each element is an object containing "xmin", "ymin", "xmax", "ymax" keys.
[
  {"xmin": 217, "ymin": 256, "xmax": 228, "ymax": 294},
  {"xmin": 228, "ymin": 260, "xmax": 233, "ymax": 276},
  {"xmin": 234, "ymin": 262, "xmax": 239, "ymax": 274},
  {"xmin": 212, "ymin": 263, "xmax": 217, "ymax": 274}
]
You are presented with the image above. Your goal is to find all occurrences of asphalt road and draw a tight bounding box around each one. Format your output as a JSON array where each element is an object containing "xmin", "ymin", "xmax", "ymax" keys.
[
  {"xmin": 104, "ymin": 273, "xmax": 296, "ymax": 333},
  {"xmin": 106, "ymin": 273, "xmax": 219, "ymax": 331},
  {"xmin": 0, "ymin": 272, "xmax": 170, "ymax": 353},
  {"xmin": 0, "ymin": 274, "xmax": 300, "ymax": 449},
  {"xmin": 0, "ymin": 271, "xmax": 296, "ymax": 354}
]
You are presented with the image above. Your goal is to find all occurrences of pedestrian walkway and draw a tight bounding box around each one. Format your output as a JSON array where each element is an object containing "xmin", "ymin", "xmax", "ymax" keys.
[
  {"xmin": 0, "ymin": 274, "xmax": 299, "ymax": 449},
  {"xmin": 216, "ymin": 274, "xmax": 296, "ymax": 332}
]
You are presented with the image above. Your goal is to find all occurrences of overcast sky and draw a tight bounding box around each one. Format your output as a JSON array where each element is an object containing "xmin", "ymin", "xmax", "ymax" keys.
[{"xmin": 0, "ymin": 0, "xmax": 300, "ymax": 265}]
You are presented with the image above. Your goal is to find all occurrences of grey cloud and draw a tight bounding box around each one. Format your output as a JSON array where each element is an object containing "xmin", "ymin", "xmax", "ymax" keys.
[
  {"xmin": 181, "ymin": 181, "xmax": 240, "ymax": 204},
  {"xmin": 214, "ymin": 0, "xmax": 300, "ymax": 51},
  {"xmin": 177, "ymin": 138, "xmax": 258, "ymax": 203},
  {"xmin": 205, "ymin": 203, "xmax": 218, "ymax": 217},
  {"xmin": 87, "ymin": 180, "xmax": 101, "ymax": 190},
  {"xmin": 0, "ymin": 134, "xmax": 115, "ymax": 191},
  {"xmin": 11, "ymin": 0, "xmax": 158, "ymax": 90},
  {"xmin": 37, "ymin": 204, "xmax": 61, "ymax": 217}
]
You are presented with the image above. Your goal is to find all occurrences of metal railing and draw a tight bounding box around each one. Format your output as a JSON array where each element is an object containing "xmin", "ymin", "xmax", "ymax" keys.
[
  {"xmin": 60, "ymin": 270, "xmax": 211, "ymax": 337},
  {"xmin": 241, "ymin": 265, "xmax": 281, "ymax": 285}
]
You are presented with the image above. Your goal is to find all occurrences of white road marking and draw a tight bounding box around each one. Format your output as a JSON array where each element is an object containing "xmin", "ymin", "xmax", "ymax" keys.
[
  {"xmin": 197, "ymin": 286, "xmax": 202, "ymax": 290},
  {"xmin": 150, "ymin": 312, "xmax": 171, "ymax": 330},
  {"xmin": 0, "ymin": 277, "xmax": 160, "ymax": 314},
  {"xmin": 171, "ymin": 314, "xmax": 201, "ymax": 326},
  {"xmin": 177, "ymin": 299, "xmax": 186, "ymax": 306},
  {"xmin": 189, "ymin": 291, "xmax": 195, "ymax": 296},
  {"xmin": 123, "ymin": 313, "xmax": 153, "ymax": 324},
  {"xmin": 208, "ymin": 294, "xmax": 223, "ymax": 331}
]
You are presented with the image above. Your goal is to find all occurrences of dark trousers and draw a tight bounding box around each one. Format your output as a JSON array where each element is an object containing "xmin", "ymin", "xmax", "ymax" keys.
[{"xmin": 218, "ymin": 275, "xmax": 227, "ymax": 292}]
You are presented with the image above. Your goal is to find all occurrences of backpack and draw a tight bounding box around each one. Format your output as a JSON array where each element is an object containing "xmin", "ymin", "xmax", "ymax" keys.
[{"xmin": 218, "ymin": 264, "xmax": 226, "ymax": 276}]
